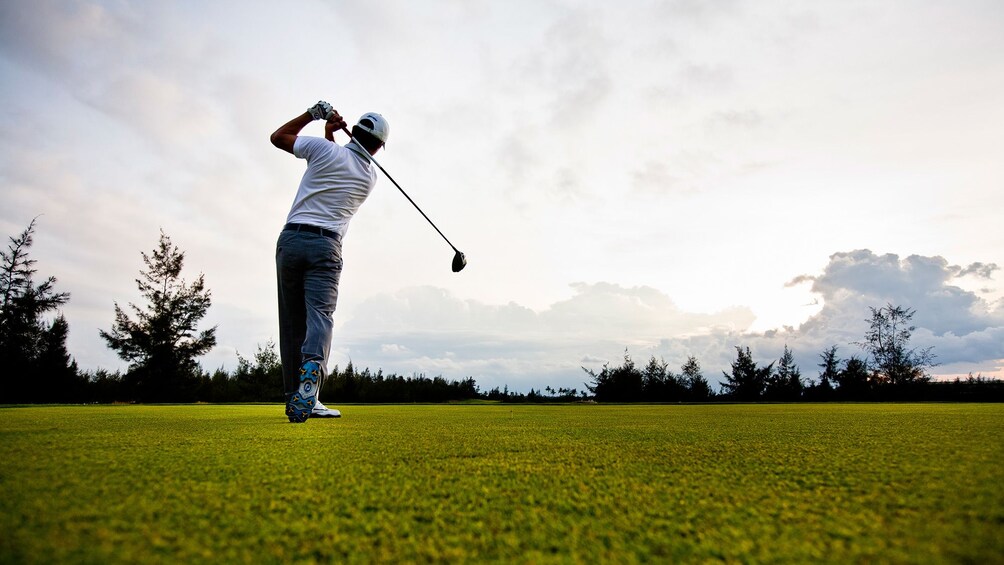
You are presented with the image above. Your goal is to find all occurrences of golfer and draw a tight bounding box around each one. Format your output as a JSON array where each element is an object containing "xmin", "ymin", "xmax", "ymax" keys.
[{"xmin": 270, "ymin": 101, "xmax": 388, "ymax": 423}]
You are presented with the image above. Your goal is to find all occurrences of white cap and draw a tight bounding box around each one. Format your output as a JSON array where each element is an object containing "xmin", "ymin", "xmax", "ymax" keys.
[{"xmin": 356, "ymin": 112, "xmax": 389, "ymax": 144}]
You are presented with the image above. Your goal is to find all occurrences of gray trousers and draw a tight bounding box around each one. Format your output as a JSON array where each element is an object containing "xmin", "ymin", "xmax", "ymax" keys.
[{"xmin": 275, "ymin": 229, "xmax": 343, "ymax": 397}]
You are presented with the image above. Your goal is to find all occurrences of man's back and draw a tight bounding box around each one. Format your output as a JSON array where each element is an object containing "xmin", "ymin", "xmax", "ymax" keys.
[{"xmin": 286, "ymin": 137, "xmax": 378, "ymax": 237}]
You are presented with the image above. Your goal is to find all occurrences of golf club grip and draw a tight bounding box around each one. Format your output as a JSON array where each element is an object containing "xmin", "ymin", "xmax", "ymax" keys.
[{"xmin": 340, "ymin": 127, "xmax": 459, "ymax": 253}]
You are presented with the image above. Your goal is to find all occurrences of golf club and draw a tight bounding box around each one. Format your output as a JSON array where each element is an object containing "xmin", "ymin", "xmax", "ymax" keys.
[{"xmin": 342, "ymin": 127, "xmax": 467, "ymax": 273}]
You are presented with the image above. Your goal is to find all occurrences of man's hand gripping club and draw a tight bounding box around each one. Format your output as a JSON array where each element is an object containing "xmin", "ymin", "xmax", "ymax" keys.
[{"xmin": 270, "ymin": 100, "xmax": 346, "ymax": 154}]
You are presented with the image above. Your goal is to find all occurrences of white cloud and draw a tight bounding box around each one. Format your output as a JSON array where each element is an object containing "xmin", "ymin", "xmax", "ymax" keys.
[
  {"xmin": 329, "ymin": 250, "xmax": 1004, "ymax": 391},
  {"xmin": 329, "ymin": 282, "xmax": 757, "ymax": 390},
  {"xmin": 748, "ymin": 250, "xmax": 1004, "ymax": 381}
]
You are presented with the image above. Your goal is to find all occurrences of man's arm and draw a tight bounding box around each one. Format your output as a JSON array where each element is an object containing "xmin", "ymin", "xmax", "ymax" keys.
[
  {"xmin": 273, "ymin": 106, "xmax": 351, "ymax": 153},
  {"xmin": 270, "ymin": 101, "xmax": 346, "ymax": 154},
  {"xmin": 324, "ymin": 115, "xmax": 340, "ymax": 142},
  {"xmin": 270, "ymin": 112, "xmax": 314, "ymax": 155}
]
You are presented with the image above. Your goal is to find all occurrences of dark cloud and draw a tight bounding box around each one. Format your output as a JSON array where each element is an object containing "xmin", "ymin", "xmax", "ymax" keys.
[
  {"xmin": 769, "ymin": 250, "xmax": 1004, "ymax": 379},
  {"xmin": 957, "ymin": 262, "xmax": 998, "ymax": 279},
  {"xmin": 802, "ymin": 250, "xmax": 1000, "ymax": 337}
]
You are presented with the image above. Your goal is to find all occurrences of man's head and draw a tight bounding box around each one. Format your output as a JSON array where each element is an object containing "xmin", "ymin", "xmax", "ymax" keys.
[{"xmin": 351, "ymin": 112, "xmax": 389, "ymax": 154}]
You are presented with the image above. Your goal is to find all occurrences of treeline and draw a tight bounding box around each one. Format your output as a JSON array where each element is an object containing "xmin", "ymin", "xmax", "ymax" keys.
[
  {"xmin": 3, "ymin": 219, "xmax": 1003, "ymax": 405},
  {"xmin": 49, "ymin": 342, "xmax": 484, "ymax": 404},
  {"xmin": 583, "ymin": 304, "xmax": 1004, "ymax": 402},
  {"xmin": 584, "ymin": 354, "xmax": 713, "ymax": 402},
  {"xmin": 583, "ymin": 349, "xmax": 1004, "ymax": 403}
]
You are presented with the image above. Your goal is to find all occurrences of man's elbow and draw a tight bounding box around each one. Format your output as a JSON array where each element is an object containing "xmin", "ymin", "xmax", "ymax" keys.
[{"xmin": 270, "ymin": 132, "xmax": 294, "ymax": 153}]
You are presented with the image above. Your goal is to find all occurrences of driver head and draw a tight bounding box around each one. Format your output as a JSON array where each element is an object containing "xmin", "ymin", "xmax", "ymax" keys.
[{"xmin": 452, "ymin": 251, "xmax": 467, "ymax": 273}]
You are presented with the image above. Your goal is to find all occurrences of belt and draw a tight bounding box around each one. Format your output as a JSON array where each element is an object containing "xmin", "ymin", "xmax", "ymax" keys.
[{"xmin": 283, "ymin": 223, "xmax": 340, "ymax": 241}]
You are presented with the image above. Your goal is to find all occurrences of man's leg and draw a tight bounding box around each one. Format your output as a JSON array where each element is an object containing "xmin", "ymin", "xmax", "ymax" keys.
[
  {"xmin": 277, "ymin": 231, "xmax": 342, "ymax": 422},
  {"xmin": 278, "ymin": 231, "xmax": 329, "ymax": 422},
  {"xmin": 300, "ymin": 233, "xmax": 343, "ymax": 395},
  {"xmin": 276, "ymin": 231, "xmax": 308, "ymax": 398}
]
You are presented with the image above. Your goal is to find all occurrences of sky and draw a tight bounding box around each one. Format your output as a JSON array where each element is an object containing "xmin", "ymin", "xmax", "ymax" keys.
[{"xmin": 1, "ymin": 0, "xmax": 1002, "ymax": 393}]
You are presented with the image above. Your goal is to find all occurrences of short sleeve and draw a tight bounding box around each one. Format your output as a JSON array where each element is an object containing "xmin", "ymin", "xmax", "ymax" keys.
[{"xmin": 293, "ymin": 136, "xmax": 329, "ymax": 161}]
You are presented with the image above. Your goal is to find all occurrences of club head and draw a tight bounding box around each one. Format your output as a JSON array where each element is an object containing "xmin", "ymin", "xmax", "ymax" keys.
[{"xmin": 452, "ymin": 251, "xmax": 467, "ymax": 273}]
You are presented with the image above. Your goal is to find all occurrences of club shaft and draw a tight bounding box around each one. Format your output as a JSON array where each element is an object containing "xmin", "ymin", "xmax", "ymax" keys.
[{"xmin": 342, "ymin": 128, "xmax": 459, "ymax": 253}]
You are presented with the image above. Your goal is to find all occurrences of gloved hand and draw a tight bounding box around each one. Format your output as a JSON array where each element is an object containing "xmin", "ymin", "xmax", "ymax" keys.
[{"xmin": 307, "ymin": 101, "xmax": 334, "ymax": 121}]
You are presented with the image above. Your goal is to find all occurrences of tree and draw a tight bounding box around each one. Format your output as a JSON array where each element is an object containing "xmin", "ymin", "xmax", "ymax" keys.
[
  {"xmin": 680, "ymin": 356, "xmax": 712, "ymax": 401},
  {"xmin": 641, "ymin": 356, "xmax": 686, "ymax": 401},
  {"xmin": 583, "ymin": 350, "xmax": 644, "ymax": 402},
  {"xmin": 642, "ymin": 356, "xmax": 668, "ymax": 398},
  {"xmin": 803, "ymin": 345, "xmax": 839, "ymax": 400},
  {"xmin": 232, "ymin": 339, "xmax": 283, "ymax": 402},
  {"xmin": 765, "ymin": 345, "xmax": 803, "ymax": 401},
  {"xmin": 1, "ymin": 219, "xmax": 73, "ymax": 403},
  {"xmin": 856, "ymin": 304, "xmax": 936, "ymax": 386},
  {"xmin": 834, "ymin": 356, "xmax": 871, "ymax": 399},
  {"xmin": 39, "ymin": 314, "xmax": 82, "ymax": 402},
  {"xmin": 100, "ymin": 231, "xmax": 216, "ymax": 402},
  {"xmin": 817, "ymin": 346, "xmax": 840, "ymax": 391},
  {"xmin": 720, "ymin": 346, "xmax": 773, "ymax": 401}
]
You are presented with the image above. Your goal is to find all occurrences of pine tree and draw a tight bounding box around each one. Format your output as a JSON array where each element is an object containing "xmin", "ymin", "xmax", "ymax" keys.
[
  {"xmin": 765, "ymin": 345, "xmax": 803, "ymax": 401},
  {"xmin": 835, "ymin": 356, "xmax": 871, "ymax": 399},
  {"xmin": 720, "ymin": 346, "xmax": 772, "ymax": 401},
  {"xmin": 1, "ymin": 219, "xmax": 72, "ymax": 402},
  {"xmin": 680, "ymin": 356, "xmax": 712, "ymax": 401},
  {"xmin": 817, "ymin": 345, "xmax": 840, "ymax": 391},
  {"xmin": 583, "ymin": 350, "xmax": 644, "ymax": 402},
  {"xmin": 100, "ymin": 231, "xmax": 216, "ymax": 402}
]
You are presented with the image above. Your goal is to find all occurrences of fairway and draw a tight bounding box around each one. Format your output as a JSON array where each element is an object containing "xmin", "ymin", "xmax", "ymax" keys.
[{"xmin": 1, "ymin": 404, "xmax": 1001, "ymax": 563}]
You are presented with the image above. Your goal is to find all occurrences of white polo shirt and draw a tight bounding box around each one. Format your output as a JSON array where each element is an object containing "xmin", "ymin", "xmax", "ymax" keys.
[{"xmin": 285, "ymin": 137, "xmax": 378, "ymax": 237}]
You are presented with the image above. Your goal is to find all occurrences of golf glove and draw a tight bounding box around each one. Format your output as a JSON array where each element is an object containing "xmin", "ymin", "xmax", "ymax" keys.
[{"xmin": 307, "ymin": 101, "xmax": 334, "ymax": 121}]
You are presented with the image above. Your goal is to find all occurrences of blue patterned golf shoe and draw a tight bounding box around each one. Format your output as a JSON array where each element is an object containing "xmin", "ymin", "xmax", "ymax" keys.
[{"xmin": 286, "ymin": 361, "xmax": 321, "ymax": 423}]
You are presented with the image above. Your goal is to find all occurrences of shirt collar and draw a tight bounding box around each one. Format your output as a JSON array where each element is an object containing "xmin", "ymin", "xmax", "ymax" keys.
[{"xmin": 345, "ymin": 139, "xmax": 372, "ymax": 163}]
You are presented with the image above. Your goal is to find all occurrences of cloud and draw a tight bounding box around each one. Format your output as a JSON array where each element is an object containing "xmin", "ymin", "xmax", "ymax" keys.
[
  {"xmin": 705, "ymin": 109, "xmax": 764, "ymax": 130},
  {"xmin": 678, "ymin": 63, "xmax": 734, "ymax": 92},
  {"xmin": 657, "ymin": 0, "xmax": 741, "ymax": 24},
  {"xmin": 956, "ymin": 262, "xmax": 998, "ymax": 279},
  {"xmin": 631, "ymin": 161, "xmax": 686, "ymax": 196},
  {"xmin": 0, "ymin": 1, "xmax": 134, "ymax": 72},
  {"xmin": 0, "ymin": 1, "xmax": 246, "ymax": 157},
  {"xmin": 763, "ymin": 250, "xmax": 1004, "ymax": 378},
  {"xmin": 802, "ymin": 250, "xmax": 1002, "ymax": 337},
  {"xmin": 529, "ymin": 9, "xmax": 613, "ymax": 126},
  {"xmin": 544, "ymin": 282, "xmax": 754, "ymax": 338},
  {"xmin": 785, "ymin": 275, "xmax": 815, "ymax": 287},
  {"xmin": 332, "ymin": 250, "xmax": 1004, "ymax": 392},
  {"xmin": 380, "ymin": 343, "xmax": 412, "ymax": 356},
  {"xmin": 631, "ymin": 150, "xmax": 725, "ymax": 196},
  {"xmin": 334, "ymin": 282, "xmax": 755, "ymax": 389}
]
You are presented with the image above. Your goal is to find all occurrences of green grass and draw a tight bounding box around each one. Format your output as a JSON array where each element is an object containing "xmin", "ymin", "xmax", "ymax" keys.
[{"xmin": 1, "ymin": 404, "xmax": 1001, "ymax": 563}]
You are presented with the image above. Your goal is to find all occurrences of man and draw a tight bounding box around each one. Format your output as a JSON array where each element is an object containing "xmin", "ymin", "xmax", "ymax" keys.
[{"xmin": 270, "ymin": 100, "xmax": 389, "ymax": 423}]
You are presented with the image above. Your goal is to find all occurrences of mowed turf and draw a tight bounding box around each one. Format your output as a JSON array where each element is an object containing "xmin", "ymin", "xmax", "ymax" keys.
[{"xmin": 1, "ymin": 404, "xmax": 1001, "ymax": 563}]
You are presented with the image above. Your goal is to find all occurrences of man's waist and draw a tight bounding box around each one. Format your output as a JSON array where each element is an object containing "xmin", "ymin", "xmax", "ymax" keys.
[{"xmin": 282, "ymin": 223, "xmax": 341, "ymax": 241}]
